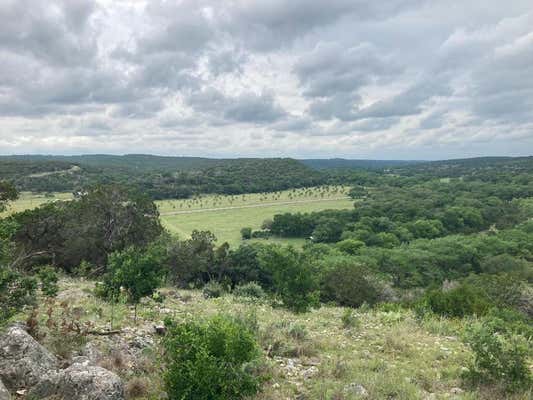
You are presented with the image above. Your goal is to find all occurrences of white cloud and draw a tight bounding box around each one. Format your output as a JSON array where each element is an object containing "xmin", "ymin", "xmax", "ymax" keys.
[{"xmin": 0, "ymin": 0, "xmax": 532, "ymax": 159}]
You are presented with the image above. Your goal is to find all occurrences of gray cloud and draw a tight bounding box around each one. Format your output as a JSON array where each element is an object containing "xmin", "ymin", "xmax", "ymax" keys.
[
  {"xmin": 187, "ymin": 89, "xmax": 286, "ymax": 123},
  {"xmin": 0, "ymin": 0, "xmax": 532, "ymax": 158}
]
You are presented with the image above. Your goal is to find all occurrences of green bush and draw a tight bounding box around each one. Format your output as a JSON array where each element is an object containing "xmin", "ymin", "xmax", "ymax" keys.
[
  {"xmin": 319, "ymin": 256, "xmax": 387, "ymax": 308},
  {"xmin": 463, "ymin": 321, "xmax": 532, "ymax": 391},
  {"xmin": 0, "ymin": 267, "xmax": 37, "ymax": 324},
  {"xmin": 335, "ymin": 239, "xmax": 365, "ymax": 255},
  {"xmin": 422, "ymin": 284, "xmax": 491, "ymax": 318},
  {"xmin": 37, "ymin": 266, "xmax": 59, "ymax": 298},
  {"xmin": 240, "ymin": 227, "xmax": 252, "ymax": 240},
  {"xmin": 202, "ymin": 281, "xmax": 226, "ymax": 299},
  {"xmin": 258, "ymin": 245, "xmax": 319, "ymax": 313},
  {"xmin": 97, "ymin": 246, "xmax": 165, "ymax": 321},
  {"xmin": 162, "ymin": 314, "xmax": 263, "ymax": 400},
  {"xmin": 233, "ymin": 282, "xmax": 265, "ymax": 299}
]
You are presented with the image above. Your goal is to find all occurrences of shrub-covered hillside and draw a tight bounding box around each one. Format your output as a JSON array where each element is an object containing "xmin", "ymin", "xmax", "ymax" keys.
[{"xmin": 0, "ymin": 155, "xmax": 325, "ymax": 199}]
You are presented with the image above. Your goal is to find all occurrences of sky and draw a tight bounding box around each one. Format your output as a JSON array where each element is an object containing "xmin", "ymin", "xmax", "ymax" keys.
[{"xmin": 0, "ymin": 0, "xmax": 532, "ymax": 160}]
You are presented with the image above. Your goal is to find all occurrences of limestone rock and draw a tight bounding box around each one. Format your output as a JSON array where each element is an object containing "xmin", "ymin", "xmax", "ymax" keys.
[
  {"xmin": 0, "ymin": 378, "xmax": 10, "ymax": 400},
  {"xmin": 29, "ymin": 364, "xmax": 124, "ymax": 400},
  {"xmin": 0, "ymin": 326, "xmax": 58, "ymax": 391}
]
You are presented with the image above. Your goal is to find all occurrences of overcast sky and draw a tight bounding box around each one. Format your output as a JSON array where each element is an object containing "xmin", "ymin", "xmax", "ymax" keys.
[{"xmin": 0, "ymin": 0, "xmax": 532, "ymax": 159}]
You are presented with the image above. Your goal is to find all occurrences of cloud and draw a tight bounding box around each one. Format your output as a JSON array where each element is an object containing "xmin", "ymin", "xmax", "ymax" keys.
[
  {"xmin": 187, "ymin": 88, "xmax": 286, "ymax": 123},
  {"xmin": 0, "ymin": 0, "xmax": 532, "ymax": 158}
]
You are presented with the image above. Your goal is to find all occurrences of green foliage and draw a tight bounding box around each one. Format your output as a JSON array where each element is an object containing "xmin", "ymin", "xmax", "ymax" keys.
[
  {"xmin": 312, "ymin": 217, "xmax": 343, "ymax": 243},
  {"xmin": 0, "ymin": 156, "xmax": 325, "ymax": 199},
  {"xmin": 335, "ymin": 239, "xmax": 365, "ymax": 255},
  {"xmin": 319, "ymin": 256, "xmax": 388, "ymax": 308},
  {"xmin": 98, "ymin": 246, "xmax": 164, "ymax": 307},
  {"xmin": 240, "ymin": 227, "xmax": 252, "ymax": 240},
  {"xmin": 258, "ymin": 245, "xmax": 319, "ymax": 313},
  {"xmin": 421, "ymin": 284, "xmax": 491, "ymax": 318},
  {"xmin": 37, "ymin": 265, "xmax": 59, "ymax": 297},
  {"xmin": 0, "ymin": 180, "xmax": 18, "ymax": 212},
  {"xmin": 224, "ymin": 243, "xmax": 272, "ymax": 288},
  {"xmin": 233, "ymin": 282, "xmax": 265, "ymax": 299},
  {"xmin": 162, "ymin": 314, "xmax": 263, "ymax": 400},
  {"xmin": 166, "ymin": 230, "xmax": 217, "ymax": 286},
  {"xmin": 463, "ymin": 321, "xmax": 532, "ymax": 391},
  {"xmin": 202, "ymin": 281, "xmax": 226, "ymax": 299},
  {"xmin": 0, "ymin": 267, "xmax": 37, "ymax": 324},
  {"xmin": 9, "ymin": 185, "xmax": 162, "ymax": 271}
]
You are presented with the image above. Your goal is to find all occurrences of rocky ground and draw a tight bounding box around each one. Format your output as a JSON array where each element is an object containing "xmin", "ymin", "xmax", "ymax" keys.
[{"xmin": 0, "ymin": 278, "xmax": 531, "ymax": 400}]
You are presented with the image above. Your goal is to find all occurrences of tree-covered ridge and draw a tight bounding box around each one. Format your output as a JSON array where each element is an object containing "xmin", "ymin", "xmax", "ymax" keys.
[
  {"xmin": 390, "ymin": 156, "xmax": 533, "ymax": 178},
  {"xmin": 0, "ymin": 156, "xmax": 325, "ymax": 199},
  {"xmin": 301, "ymin": 158, "xmax": 422, "ymax": 170}
]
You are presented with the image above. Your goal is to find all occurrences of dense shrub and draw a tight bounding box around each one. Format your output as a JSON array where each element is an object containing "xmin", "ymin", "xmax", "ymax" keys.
[
  {"xmin": 335, "ymin": 239, "xmax": 365, "ymax": 255},
  {"xmin": 0, "ymin": 267, "xmax": 37, "ymax": 324},
  {"xmin": 463, "ymin": 321, "xmax": 532, "ymax": 391},
  {"xmin": 240, "ymin": 227, "xmax": 252, "ymax": 240},
  {"xmin": 162, "ymin": 314, "xmax": 263, "ymax": 400},
  {"xmin": 462, "ymin": 273, "xmax": 525, "ymax": 311},
  {"xmin": 319, "ymin": 256, "xmax": 389, "ymax": 308},
  {"xmin": 225, "ymin": 243, "xmax": 273, "ymax": 289},
  {"xmin": 233, "ymin": 282, "xmax": 265, "ymax": 299},
  {"xmin": 250, "ymin": 229, "xmax": 271, "ymax": 239},
  {"xmin": 37, "ymin": 266, "xmax": 59, "ymax": 297},
  {"xmin": 258, "ymin": 245, "xmax": 319, "ymax": 313},
  {"xmin": 97, "ymin": 245, "xmax": 165, "ymax": 320},
  {"xmin": 421, "ymin": 284, "xmax": 491, "ymax": 318}
]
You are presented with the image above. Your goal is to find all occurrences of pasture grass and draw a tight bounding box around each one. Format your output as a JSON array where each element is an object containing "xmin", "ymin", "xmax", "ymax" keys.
[
  {"xmin": 0, "ymin": 191, "xmax": 73, "ymax": 217},
  {"xmin": 157, "ymin": 186, "xmax": 353, "ymax": 246}
]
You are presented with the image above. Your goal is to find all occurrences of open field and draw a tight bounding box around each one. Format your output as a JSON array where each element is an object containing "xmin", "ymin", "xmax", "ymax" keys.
[
  {"xmin": 0, "ymin": 192, "xmax": 73, "ymax": 217},
  {"xmin": 157, "ymin": 186, "xmax": 353, "ymax": 246},
  {"xmin": 1, "ymin": 187, "xmax": 354, "ymax": 246}
]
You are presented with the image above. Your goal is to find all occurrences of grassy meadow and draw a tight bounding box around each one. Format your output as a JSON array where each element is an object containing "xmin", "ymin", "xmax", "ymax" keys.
[
  {"xmin": 0, "ymin": 191, "xmax": 73, "ymax": 217},
  {"xmin": 156, "ymin": 186, "xmax": 353, "ymax": 246}
]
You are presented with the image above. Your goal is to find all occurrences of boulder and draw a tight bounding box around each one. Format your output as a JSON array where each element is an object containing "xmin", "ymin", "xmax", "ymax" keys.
[
  {"xmin": 0, "ymin": 326, "xmax": 58, "ymax": 391},
  {"xmin": 0, "ymin": 379, "xmax": 10, "ymax": 400},
  {"xmin": 29, "ymin": 364, "xmax": 124, "ymax": 400}
]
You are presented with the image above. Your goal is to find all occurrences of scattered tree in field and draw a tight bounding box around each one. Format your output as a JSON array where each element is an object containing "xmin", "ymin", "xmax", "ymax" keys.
[{"xmin": 240, "ymin": 227, "xmax": 252, "ymax": 240}]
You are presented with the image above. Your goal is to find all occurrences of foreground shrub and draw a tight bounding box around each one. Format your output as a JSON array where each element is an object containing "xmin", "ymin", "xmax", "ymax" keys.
[
  {"xmin": 37, "ymin": 265, "xmax": 59, "ymax": 297},
  {"xmin": 162, "ymin": 314, "xmax": 263, "ymax": 400},
  {"xmin": 463, "ymin": 321, "xmax": 532, "ymax": 391},
  {"xmin": 233, "ymin": 282, "xmax": 265, "ymax": 299},
  {"xmin": 202, "ymin": 281, "xmax": 226, "ymax": 298},
  {"xmin": 0, "ymin": 267, "xmax": 36, "ymax": 324}
]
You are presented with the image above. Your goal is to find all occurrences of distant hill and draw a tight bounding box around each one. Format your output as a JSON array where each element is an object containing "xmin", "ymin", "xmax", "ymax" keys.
[
  {"xmin": 391, "ymin": 156, "xmax": 533, "ymax": 177},
  {"xmin": 0, "ymin": 155, "xmax": 325, "ymax": 198},
  {"xmin": 0, "ymin": 154, "xmax": 225, "ymax": 172},
  {"xmin": 301, "ymin": 158, "xmax": 423, "ymax": 170}
]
